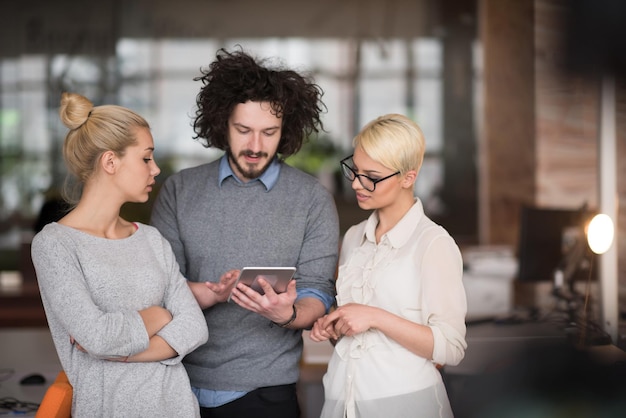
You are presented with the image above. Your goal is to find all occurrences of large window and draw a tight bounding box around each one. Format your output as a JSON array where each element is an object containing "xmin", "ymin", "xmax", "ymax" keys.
[{"xmin": 0, "ymin": 35, "xmax": 476, "ymax": 257}]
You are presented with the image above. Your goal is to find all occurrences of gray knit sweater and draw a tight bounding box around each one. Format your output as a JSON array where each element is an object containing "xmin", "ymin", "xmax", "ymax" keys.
[
  {"xmin": 151, "ymin": 159, "xmax": 339, "ymax": 391},
  {"xmin": 31, "ymin": 222, "xmax": 208, "ymax": 417}
]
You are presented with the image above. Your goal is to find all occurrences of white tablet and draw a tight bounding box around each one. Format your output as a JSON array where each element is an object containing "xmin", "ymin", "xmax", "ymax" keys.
[{"xmin": 228, "ymin": 267, "xmax": 296, "ymax": 302}]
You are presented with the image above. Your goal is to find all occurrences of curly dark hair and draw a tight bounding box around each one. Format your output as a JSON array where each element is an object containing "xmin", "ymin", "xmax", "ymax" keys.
[{"xmin": 192, "ymin": 47, "xmax": 326, "ymax": 157}]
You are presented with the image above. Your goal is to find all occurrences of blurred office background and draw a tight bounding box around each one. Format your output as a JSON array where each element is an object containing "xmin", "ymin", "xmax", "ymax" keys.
[
  {"xmin": 3, "ymin": 1, "xmax": 626, "ymax": 416},
  {"xmin": 0, "ymin": 0, "xmax": 625, "ymax": 341}
]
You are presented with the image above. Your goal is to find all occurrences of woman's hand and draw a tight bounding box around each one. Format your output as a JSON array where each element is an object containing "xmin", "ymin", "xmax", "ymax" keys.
[
  {"xmin": 70, "ymin": 336, "xmax": 130, "ymax": 362},
  {"xmin": 310, "ymin": 315, "xmax": 339, "ymax": 342},
  {"xmin": 321, "ymin": 303, "xmax": 376, "ymax": 337}
]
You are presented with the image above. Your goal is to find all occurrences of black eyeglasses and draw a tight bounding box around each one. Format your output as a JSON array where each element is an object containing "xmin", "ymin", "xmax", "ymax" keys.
[{"xmin": 340, "ymin": 155, "xmax": 400, "ymax": 192}]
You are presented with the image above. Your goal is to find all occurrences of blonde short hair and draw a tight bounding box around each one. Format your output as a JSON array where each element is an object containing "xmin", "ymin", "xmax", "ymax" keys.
[{"xmin": 353, "ymin": 113, "xmax": 425, "ymax": 175}]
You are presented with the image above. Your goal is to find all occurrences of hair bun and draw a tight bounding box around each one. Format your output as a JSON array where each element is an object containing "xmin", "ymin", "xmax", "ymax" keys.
[{"xmin": 59, "ymin": 92, "xmax": 94, "ymax": 130}]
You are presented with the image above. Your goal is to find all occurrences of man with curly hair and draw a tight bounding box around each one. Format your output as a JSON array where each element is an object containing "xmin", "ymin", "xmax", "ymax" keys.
[{"xmin": 151, "ymin": 47, "xmax": 339, "ymax": 418}]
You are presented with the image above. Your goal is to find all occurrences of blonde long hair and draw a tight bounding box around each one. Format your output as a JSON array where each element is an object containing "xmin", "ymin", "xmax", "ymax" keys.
[{"xmin": 59, "ymin": 92, "xmax": 149, "ymax": 204}]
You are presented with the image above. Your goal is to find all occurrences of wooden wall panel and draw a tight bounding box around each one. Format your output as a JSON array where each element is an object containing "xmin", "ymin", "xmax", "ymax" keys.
[
  {"xmin": 535, "ymin": 0, "xmax": 599, "ymax": 209},
  {"xmin": 482, "ymin": 0, "xmax": 626, "ymax": 316},
  {"xmin": 480, "ymin": 0, "xmax": 536, "ymax": 245}
]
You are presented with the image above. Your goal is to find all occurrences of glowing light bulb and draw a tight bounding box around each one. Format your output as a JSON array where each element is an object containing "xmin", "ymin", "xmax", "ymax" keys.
[{"xmin": 586, "ymin": 213, "xmax": 614, "ymax": 254}]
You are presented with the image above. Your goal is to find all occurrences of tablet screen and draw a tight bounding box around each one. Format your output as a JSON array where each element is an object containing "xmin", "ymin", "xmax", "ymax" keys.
[{"xmin": 228, "ymin": 267, "xmax": 296, "ymax": 301}]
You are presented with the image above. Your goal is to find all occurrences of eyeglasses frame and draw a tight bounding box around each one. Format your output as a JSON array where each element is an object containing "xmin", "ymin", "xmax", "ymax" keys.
[{"xmin": 340, "ymin": 155, "xmax": 401, "ymax": 192}]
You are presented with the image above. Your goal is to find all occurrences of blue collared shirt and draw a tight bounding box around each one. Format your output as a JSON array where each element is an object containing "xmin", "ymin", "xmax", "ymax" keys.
[
  {"xmin": 196, "ymin": 155, "xmax": 334, "ymax": 408},
  {"xmin": 218, "ymin": 154, "xmax": 280, "ymax": 191}
]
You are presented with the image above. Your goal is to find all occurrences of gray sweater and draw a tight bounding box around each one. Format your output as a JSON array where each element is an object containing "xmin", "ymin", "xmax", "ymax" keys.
[
  {"xmin": 151, "ymin": 159, "xmax": 339, "ymax": 391},
  {"xmin": 31, "ymin": 222, "xmax": 208, "ymax": 417}
]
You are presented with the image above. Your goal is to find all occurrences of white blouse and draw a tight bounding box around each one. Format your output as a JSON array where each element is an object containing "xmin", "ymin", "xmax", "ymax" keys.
[{"xmin": 321, "ymin": 199, "xmax": 467, "ymax": 418}]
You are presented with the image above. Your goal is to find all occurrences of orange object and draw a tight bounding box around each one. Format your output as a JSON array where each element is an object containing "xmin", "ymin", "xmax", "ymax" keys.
[{"xmin": 35, "ymin": 371, "xmax": 72, "ymax": 418}]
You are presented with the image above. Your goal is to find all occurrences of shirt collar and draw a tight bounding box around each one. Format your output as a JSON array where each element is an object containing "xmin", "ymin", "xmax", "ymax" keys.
[
  {"xmin": 362, "ymin": 198, "xmax": 424, "ymax": 248},
  {"xmin": 218, "ymin": 154, "xmax": 281, "ymax": 191}
]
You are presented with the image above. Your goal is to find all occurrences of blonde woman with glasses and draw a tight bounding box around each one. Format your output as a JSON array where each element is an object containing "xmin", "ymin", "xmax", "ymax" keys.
[{"xmin": 310, "ymin": 114, "xmax": 467, "ymax": 418}]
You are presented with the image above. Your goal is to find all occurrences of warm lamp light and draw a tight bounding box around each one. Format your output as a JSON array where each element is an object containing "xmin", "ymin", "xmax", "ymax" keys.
[{"xmin": 586, "ymin": 213, "xmax": 614, "ymax": 255}]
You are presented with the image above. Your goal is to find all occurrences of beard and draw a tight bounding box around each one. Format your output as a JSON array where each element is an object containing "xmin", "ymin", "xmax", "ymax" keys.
[{"xmin": 227, "ymin": 148, "xmax": 275, "ymax": 180}]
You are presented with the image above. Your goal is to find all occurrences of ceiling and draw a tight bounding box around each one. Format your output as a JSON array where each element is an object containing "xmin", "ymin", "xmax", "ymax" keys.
[{"xmin": 0, "ymin": 0, "xmax": 439, "ymax": 57}]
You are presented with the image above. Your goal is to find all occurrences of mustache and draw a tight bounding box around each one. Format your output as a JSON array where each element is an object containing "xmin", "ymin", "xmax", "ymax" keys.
[{"xmin": 239, "ymin": 150, "xmax": 268, "ymax": 159}]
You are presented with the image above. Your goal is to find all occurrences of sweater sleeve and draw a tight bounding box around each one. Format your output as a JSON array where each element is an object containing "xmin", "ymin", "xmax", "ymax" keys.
[
  {"xmin": 151, "ymin": 174, "xmax": 188, "ymax": 276},
  {"xmin": 154, "ymin": 233, "xmax": 209, "ymax": 365},
  {"xmin": 293, "ymin": 182, "xmax": 340, "ymax": 299},
  {"xmin": 31, "ymin": 229, "xmax": 149, "ymax": 359}
]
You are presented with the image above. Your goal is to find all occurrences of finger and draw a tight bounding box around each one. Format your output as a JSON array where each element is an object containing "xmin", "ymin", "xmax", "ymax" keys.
[
  {"xmin": 284, "ymin": 279, "xmax": 297, "ymax": 297},
  {"xmin": 210, "ymin": 270, "xmax": 237, "ymax": 285},
  {"xmin": 320, "ymin": 322, "xmax": 337, "ymax": 340},
  {"xmin": 230, "ymin": 287, "xmax": 247, "ymax": 303},
  {"xmin": 231, "ymin": 286, "xmax": 258, "ymax": 309},
  {"xmin": 236, "ymin": 283, "xmax": 258, "ymax": 300},
  {"xmin": 229, "ymin": 292, "xmax": 248, "ymax": 309},
  {"xmin": 334, "ymin": 320, "xmax": 346, "ymax": 335},
  {"xmin": 231, "ymin": 292, "xmax": 263, "ymax": 315},
  {"xmin": 325, "ymin": 325, "xmax": 339, "ymax": 340},
  {"xmin": 308, "ymin": 328, "xmax": 320, "ymax": 340},
  {"xmin": 205, "ymin": 281, "xmax": 220, "ymax": 291},
  {"xmin": 319, "ymin": 322, "xmax": 338, "ymax": 340},
  {"xmin": 206, "ymin": 280, "xmax": 232, "ymax": 293},
  {"xmin": 255, "ymin": 277, "xmax": 280, "ymax": 299},
  {"xmin": 321, "ymin": 312, "xmax": 339, "ymax": 329},
  {"xmin": 310, "ymin": 327, "xmax": 328, "ymax": 342}
]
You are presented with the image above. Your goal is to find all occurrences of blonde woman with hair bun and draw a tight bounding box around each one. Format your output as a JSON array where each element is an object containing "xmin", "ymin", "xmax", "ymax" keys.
[
  {"xmin": 310, "ymin": 114, "xmax": 467, "ymax": 418},
  {"xmin": 31, "ymin": 92, "xmax": 208, "ymax": 417}
]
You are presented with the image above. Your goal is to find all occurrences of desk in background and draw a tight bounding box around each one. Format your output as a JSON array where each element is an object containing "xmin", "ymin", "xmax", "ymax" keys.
[
  {"xmin": 443, "ymin": 320, "xmax": 626, "ymax": 418},
  {"xmin": 0, "ymin": 327, "xmax": 62, "ymax": 416},
  {"xmin": 0, "ymin": 272, "xmax": 47, "ymax": 328}
]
